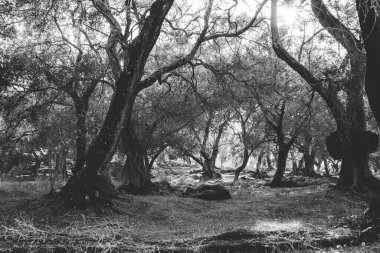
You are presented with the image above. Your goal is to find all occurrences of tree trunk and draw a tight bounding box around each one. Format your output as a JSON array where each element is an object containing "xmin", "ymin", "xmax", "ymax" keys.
[
  {"xmin": 303, "ymin": 150, "xmax": 316, "ymax": 176},
  {"xmin": 297, "ymin": 157, "xmax": 304, "ymax": 171},
  {"xmin": 255, "ymin": 150, "xmax": 265, "ymax": 178},
  {"xmin": 58, "ymin": 0, "xmax": 174, "ymax": 208},
  {"xmin": 202, "ymin": 161, "xmax": 214, "ymax": 179},
  {"xmin": 200, "ymin": 117, "xmax": 227, "ymax": 180},
  {"xmin": 55, "ymin": 149, "xmax": 67, "ymax": 179},
  {"xmin": 292, "ymin": 160, "xmax": 298, "ymax": 174},
  {"xmin": 122, "ymin": 127, "xmax": 149, "ymax": 188},
  {"xmin": 60, "ymin": 71, "xmax": 144, "ymax": 208},
  {"xmin": 270, "ymin": 145, "xmax": 290, "ymax": 187},
  {"xmin": 323, "ymin": 159, "xmax": 330, "ymax": 177},
  {"xmin": 61, "ymin": 150, "xmax": 67, "ymax": 179},
  {"xmin": 200, "ymin": 151, "xmax": 220, "ymax": 180},
  {"xmin": 72, "ymin": 99, "xmax": 88, "ymax": 175},
  {"xmin": 32, "ymin": 152, "xmax": 40, "ymax": 178},
  {"xmin": 234, "ymin": 148, "xmax": 250, "ymax": 181},
  {"xmin": 334, "ymin": 127, "xmax": 380, "ymax": 192},
  {"xmin": 266, "ymin": 153, "xmax": 274, "ymax": 170},
  {"xmin": 356, "ymin": 0, "xmax": 380, "ymax": 127},
  {"xmin": 271, "ymin": 0, "xmax": 380, "ymax": 192},
  {"xmin": 290, "ymin": 152, "xmax": 298, "ymax": 174}
]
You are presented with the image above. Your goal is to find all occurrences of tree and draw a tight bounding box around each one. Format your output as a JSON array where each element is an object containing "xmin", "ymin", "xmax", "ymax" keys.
[
  {"xmin": 59, "ymin": 0, "xmax": 270, "ymax": 206},
  {"xmin": 174, "ymin": 101, "xmax": 231, "ymax": 179},
  {"xmin": 86, "ymin": 0, "xmax": 269, "ymax": 191},
  {"xmin": 356, "ymin": 0, "xmax": 380, "ymax": 128},
  {"xmin": 257, "ymin": 92, "xmax": 310, "ymax": 186},
  {"xmin": 270, "ymin": 0, "xmax": 380, "ymax": 192},
  {"xmin": 61, "ymin": 0, "xmax": 176, "ymax": 208},
  {"xmin": 119, "ymin": 81, "xmax": 198, "ymax": 187},
  {"xmin": 42, "ymin": 49, "xmax": 107, "ymax": 175},
  {"xmin": 232, "ymin": 103, "xmax": 268, "ymax": 181}
]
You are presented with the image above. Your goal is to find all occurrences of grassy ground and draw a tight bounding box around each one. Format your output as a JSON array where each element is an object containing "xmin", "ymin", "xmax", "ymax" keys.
[{"xmin": 0, "ymin": 171, "xmax": 378, "ymax": 252}]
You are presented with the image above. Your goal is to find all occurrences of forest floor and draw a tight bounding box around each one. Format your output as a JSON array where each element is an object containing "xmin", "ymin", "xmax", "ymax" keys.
[{"xmin": 0, "ymin": 165, "xmax": 379, "ymax": 252}]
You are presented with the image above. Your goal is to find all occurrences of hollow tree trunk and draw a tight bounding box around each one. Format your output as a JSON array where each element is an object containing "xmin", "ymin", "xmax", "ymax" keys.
[
  {"xmin": 270, "ymin": 145, "xmax": 290, "ymax": 187},
  {"xmin": 234, "ymin": 148, "xmax": 250, "ymax": 181}
]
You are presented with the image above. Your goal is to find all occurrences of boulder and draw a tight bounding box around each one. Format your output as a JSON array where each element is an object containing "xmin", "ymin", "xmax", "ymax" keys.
[{"xmin": 193, "ymin": 184, "xmax": 231, "ymax": 200}]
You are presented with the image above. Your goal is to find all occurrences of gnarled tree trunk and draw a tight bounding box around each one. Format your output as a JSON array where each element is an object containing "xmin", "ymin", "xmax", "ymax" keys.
[
  {"xmin": 356, "ymin": 0, "xmax": 380, "ymax": 127},
  {"xmin": 122, "ymin": 126, "xmax": 149, "ymax": 188},
  {"xmin": 72, "ymin": 98, "xmax": 89, "ymax": 174}
]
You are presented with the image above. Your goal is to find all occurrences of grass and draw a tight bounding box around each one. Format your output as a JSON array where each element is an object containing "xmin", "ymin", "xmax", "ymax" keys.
[
  {"xmin": 0, "ymin": 173, "xmax": 376, "ymax": 252},
  {"xmin": 0, "ymin": 177, "xmax": 66, "ymax": 197}
]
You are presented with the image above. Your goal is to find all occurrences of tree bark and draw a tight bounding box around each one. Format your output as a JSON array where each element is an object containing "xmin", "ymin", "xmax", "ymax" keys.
[
  {"xmin": 303, "ymin": 150, "xmax": 316, "ymax": 176},
  {"xmin": 72, "ymin": 99, "xmax": 89, "ymax": 174},
  {"xmin": 356, "ymin": 0, "xmax": 380, "ymax": 127},
  {"xmin": 122, "ymin": 127, "xmax": 150, "ymax": 188}
]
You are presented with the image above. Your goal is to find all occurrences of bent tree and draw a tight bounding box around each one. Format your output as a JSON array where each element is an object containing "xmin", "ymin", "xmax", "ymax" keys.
[
  {"xmin": 356, "ymin": 0, "xmax": 380, "ymax": 128},
  {"xmin": 270, "ymin": 0, "xmax": 380, "ymax": 192}
]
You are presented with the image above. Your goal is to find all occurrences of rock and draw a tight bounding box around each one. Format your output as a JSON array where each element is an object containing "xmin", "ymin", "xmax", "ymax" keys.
[{"xmin": 192, "ymin": 184, "xmax": 231, "ymax": 200}]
